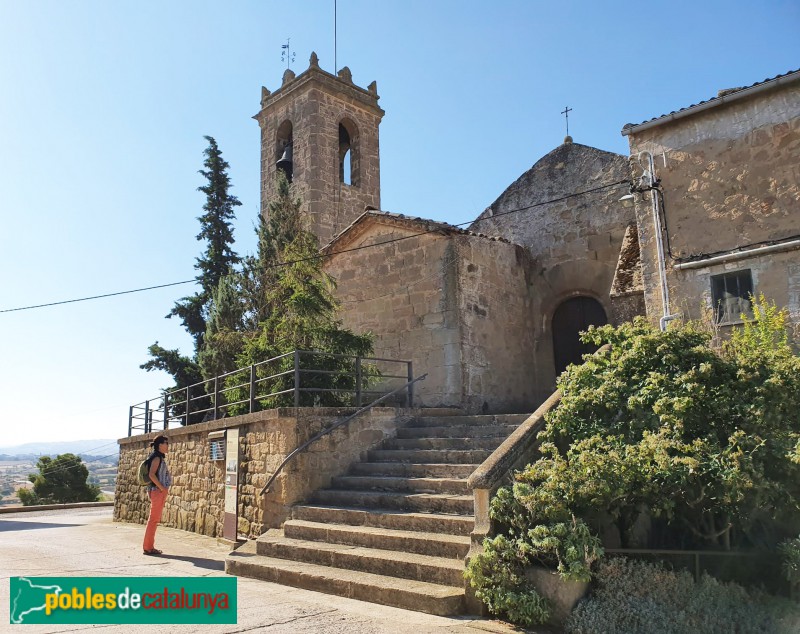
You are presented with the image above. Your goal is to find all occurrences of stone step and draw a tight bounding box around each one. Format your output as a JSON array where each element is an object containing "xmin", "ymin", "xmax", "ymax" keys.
[
  {"xmin": 383, "ymin": 437, "xmax": 503, "ymax": 451},
  {"xmin": 292, "ymin": 504, "xmax": 475, "ymax": 536},
  {"xmin": 310, "ymin": 489, "xmax": 474, "ymax": 515},
  {"xmin": 397, "ymin": 424, "xmax": 516, "ymax": 439},
  {"xmin": 408, "ymin": 413, "xmax": 529, "ymax": 427},
  {"xmin": 349, "ymin": 462, "xmax": 478, "ymax": 479},
  {"xmin": 368, "ymin": 449, "xmax": 493, "ymax": 464},
  {"xmin": 283, "ymin": 519, "xmax": 471, "ymax": 559},
  {"xmin": 256, "ymin": 533, "xmax": 465, "ymax": 586},
  {"xmin": 331, "ymin": 475, "xmax": 469, "ymax": 495},
  {"xmin": 226, "ymin": 542, "xmax": 465, "ymax": 616}
]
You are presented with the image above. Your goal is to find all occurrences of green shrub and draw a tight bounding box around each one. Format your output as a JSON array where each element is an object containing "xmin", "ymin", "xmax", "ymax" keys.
[
  {"xmin": 535, "ymin": 308, "xmax": 800, "ymax": 550},
  {"xmin": 779, "ymin": 535, "xmax": 800, "ymax": 585},
  {"xmin": 566, "ymin": 557, "xmax": 800, "ymax": 634},
  {"xmin": 527, "ymin": 519, "xmax": 604, "ymax": 583},
  {"xmin": 465, "ymin": 516, "xmax": 602, "ymax": 627},
  {"xmin": 464, "ymin": 534, "xmax": 551, "ymax": 627}
]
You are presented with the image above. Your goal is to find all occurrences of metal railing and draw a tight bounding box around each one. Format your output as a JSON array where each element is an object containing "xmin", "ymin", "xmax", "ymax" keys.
[
  {"xmin": 260, "ymin": 373, "xmax": 428, "ymax": 496},
  {"xmin": 129, "ymin": 350, "xmax": 414, "ymax": 436}
]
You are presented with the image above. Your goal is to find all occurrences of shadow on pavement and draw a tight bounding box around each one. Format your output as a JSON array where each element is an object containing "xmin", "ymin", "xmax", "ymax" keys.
[
  {"xmin": 156, "ymin": 554, "xmax": 225, "ymax": 571},
  {"xmin": 0, "ymin": 520, "xmax": 84, "ymax": 532}
]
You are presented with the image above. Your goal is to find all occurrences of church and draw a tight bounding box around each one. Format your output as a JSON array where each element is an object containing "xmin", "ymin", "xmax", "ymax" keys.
[
  {"xmin": 257, "ymin": 56, "xmax": 800, "ymax": 413},
  {"xmin": 117, "ymin": 57, "xmax": 798, "ymax": 617},
  {"xmin": 256, "ymin": 53, "xmax": 646, "ymax": 413}
]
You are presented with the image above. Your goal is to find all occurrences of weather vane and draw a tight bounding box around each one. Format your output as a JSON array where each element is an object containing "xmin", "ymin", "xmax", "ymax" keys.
[
  {"xmin": 281, "ymin": 38, "xmax": 296, "ymax": 70},
  {"xmin": 561, "ymin": 106, "xmax": 573, "ymax": 137}
]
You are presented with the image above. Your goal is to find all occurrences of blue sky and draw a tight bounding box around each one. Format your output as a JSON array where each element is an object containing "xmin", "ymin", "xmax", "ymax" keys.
[{"xmin": 1, "ymin": 1, "xmax": 798, "ymax": 447}]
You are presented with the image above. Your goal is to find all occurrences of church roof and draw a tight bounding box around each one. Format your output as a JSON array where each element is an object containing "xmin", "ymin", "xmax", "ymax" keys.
[
  {"xmin": 622, "ymin": 68, "xmax": 800, "ymax": 135},
  {"xmin": 322, "ymin": 210, "xmax": 511, "ymax": 255},
  {"xmin": 474, "ymin": 141, "xmax": 627, "ymax": 226}
]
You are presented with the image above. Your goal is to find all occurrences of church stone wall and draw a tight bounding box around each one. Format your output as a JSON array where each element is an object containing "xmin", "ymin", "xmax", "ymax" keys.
[
  {"xmin": 471, "ymin": 142, "xmax": 637, "ymax": 397},
  {"xmin": 627, "ymin": 80, "xmax": 800, "ymax": 325},
  {"xmin": 454, "ymin": 236, "xmax": 538, "ymax": 413},
  {"xmin": 325, "ymin": 227, "xmax": 463, "ymax": 408}
]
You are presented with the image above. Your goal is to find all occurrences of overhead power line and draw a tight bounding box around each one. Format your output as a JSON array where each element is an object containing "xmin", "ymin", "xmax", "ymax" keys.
[{"xmin": 0, "ymin": 179, "xmax": 628, "ymax": 314}]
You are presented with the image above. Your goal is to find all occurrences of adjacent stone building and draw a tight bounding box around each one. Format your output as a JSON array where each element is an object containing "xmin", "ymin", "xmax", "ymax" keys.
[{"xmin": 623, "ymin": 69, "xmax": 800, "ymax": 328}]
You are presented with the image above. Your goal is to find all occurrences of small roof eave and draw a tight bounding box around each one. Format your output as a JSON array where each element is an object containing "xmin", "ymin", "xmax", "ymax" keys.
[{"xmin": 621, "ymin": 69, "xmax": 800, "ymax": 137}]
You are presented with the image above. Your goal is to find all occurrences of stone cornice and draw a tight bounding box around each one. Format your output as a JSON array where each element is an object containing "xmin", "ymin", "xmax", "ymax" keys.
[{"xmin": 254, "ymin": 65, "xmax": 384, "ymax": 122}]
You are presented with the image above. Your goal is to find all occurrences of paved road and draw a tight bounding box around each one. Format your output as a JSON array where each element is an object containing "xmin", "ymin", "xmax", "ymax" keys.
[{"xmin": 0, "ymin": 507, "xmax": 533, "ymax": 633}]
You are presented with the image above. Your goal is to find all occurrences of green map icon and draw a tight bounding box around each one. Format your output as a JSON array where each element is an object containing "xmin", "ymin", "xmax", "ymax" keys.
[{"xmin": 10, "ymin": 577, "xmax": 63, "ymax": 624}]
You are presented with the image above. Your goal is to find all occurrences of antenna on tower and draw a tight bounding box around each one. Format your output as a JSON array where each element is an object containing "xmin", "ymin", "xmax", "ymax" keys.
[
  {"xmin": 334, "ymin": 0, "xmax": 338, "ymax": 74},
  {"xmin": 281, "ymin": 38, "xmax": 295, "ymax": 69}
]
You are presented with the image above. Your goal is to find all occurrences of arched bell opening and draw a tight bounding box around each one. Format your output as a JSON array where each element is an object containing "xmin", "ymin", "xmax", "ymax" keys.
[
  {"xmin": 338, "ymin": 118, "xmax": 359, "ymax": 186},
  {"xmin": 276, "ymin": 120, "xmax": 293, "ymax": 182}
]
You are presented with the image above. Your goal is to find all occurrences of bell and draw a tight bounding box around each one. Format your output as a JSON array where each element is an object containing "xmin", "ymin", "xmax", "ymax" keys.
[{"xmin": 276, "ymin": 142, "xmax": 293, "ymax": 182}]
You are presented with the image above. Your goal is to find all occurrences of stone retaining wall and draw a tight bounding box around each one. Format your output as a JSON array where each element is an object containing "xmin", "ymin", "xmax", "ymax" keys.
[{"xmin": 115, "ymin": 407, "xmax": 415, "ymax": 539}]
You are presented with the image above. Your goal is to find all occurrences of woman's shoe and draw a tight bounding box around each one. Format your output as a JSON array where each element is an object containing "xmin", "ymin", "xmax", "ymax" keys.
[{"xmin": 143, "ymin": 549, "xmax": 163, "ymax": 556}]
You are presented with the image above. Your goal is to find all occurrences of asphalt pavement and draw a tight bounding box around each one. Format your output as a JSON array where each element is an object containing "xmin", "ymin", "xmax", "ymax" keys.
[{"xmin": 0, "ymin": 506, "xmax": 530, "ymax": 633}]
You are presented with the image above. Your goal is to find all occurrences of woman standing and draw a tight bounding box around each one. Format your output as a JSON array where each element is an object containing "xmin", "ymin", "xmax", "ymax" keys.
[{"xmin": 142, "ymin": 435, "xmax": 172, "ymax": 555}]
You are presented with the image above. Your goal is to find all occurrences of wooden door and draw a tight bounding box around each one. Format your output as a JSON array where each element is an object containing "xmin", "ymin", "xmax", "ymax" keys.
[{"xmin": 552, "ymin": 296, "xmax": 607, "ymax": 377}]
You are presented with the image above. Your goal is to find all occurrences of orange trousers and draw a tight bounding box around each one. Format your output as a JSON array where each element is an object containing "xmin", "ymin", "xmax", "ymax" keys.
[{"xmin": 143, "ymin": 489, "xmax": 167, "ymax": 551}]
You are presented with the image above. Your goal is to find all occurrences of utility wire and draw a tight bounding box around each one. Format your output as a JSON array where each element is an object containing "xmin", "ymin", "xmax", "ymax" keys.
[
  {"xmin": 5, "ymin": 181, "xmax": 630, "ymax": 477},
  {"xmin": 0, "ymin": 179, "xmax": 629, "ymax": 314}
]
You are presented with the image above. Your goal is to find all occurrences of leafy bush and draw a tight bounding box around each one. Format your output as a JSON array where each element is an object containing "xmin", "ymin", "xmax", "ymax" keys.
[
  {"xmin": 534, "ymin": 305, "xmax": 800, "ymax": 549},
  {"xmin": 566, "ymin": 557, "xmax": 800, "ymax": 634},
  {"xmin": 465, "ymin": 534, "xmax": 551, "ymax": 627},
  {"xmin": 527, "ymin": 519, "xmax": 604, "ymax": 582},
  {"xmin": 465, "ymin": 515, "xmax": 602, "ymax": 627},
  {"xmin": 779, "ymin": 535, "xmax": 800, "ymax": 586},
  {"xmin": 469, "ymin": 300, "xmax": 800, "ymax": 626}
]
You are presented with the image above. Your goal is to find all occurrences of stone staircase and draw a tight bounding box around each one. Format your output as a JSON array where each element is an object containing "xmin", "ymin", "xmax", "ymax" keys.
[{"xmin": 226, "ymin": 412, "xmax": 528, "ymax": 615}]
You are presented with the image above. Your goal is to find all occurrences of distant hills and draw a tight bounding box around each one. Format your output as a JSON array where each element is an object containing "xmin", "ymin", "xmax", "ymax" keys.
[{"xmin": 0, "ymin": 439, "xmax": 118, "ymax": 458}]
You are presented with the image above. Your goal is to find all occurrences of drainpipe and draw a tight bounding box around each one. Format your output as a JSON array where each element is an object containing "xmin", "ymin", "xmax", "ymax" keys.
[{"xmin": 640, "ymin": 151, "xmax": 680, "ymax": 331}]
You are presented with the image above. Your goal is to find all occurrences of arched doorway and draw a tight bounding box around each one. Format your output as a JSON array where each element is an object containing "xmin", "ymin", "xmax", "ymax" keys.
[{"xmin": 552, "ymin": 296, "xmax": 608, "ymax": 377}]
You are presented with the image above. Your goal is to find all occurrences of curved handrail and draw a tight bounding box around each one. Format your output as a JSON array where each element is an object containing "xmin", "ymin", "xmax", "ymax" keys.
[{"xmin": 260, "ymin": 373, "xmax": 428, "ymax": 496}]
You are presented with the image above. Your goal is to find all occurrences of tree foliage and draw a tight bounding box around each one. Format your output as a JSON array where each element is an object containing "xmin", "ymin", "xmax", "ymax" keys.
[
  {"xmin": 141, "ymin": 136, "xmax": 240, "ymax": 400},
  {"xmin": 201, "ymin": 171, "xmax": 374, "ymax": 410},
  {"xmin": 18, "ymin": 453, "xmax": 101, "ymax": 505}
]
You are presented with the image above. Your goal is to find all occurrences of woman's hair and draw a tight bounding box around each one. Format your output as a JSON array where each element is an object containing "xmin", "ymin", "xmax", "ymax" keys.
[{"xmin": 151, "ymin": 435, "xmax": 169, "ymax": 449}]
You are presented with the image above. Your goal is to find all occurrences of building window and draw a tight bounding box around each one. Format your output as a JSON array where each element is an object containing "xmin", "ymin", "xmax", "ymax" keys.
[{"xmin": 711, "ymin": 270, "xmax": 754, "ymax": 324}]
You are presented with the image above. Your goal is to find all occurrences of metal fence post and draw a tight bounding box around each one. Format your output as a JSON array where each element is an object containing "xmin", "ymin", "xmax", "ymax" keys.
[
  {"xmin": 249, "ymin": 365, "xmax": 256, "ymax": 413},
  {"xmin": 128, "ymin": 406, "xmax": 133, "ymax": 437},
  {"xmin": 163, "ymin": 392, "xmax": 169, "ymax": 430},
  {"xmin": 144, "ymin": 400, "xmax": 151, "ymax": 433},
  {"xmin": 355, "ymin": 357, "xmax": 362, "ymax": 407},
  {"xmin": 185, "ymin": 385, "xmax": 191, "ymax": 425},
  {"xmin": 213, "ymin": 376, "xmax": 220, "ymax": 420},
  {"xmin": 294, "ymin": 350, "xmax": 301, "ymax": 408},
  {"xmin": 407, "ymin": 362, "xmax": 414, "ymax": 407}
]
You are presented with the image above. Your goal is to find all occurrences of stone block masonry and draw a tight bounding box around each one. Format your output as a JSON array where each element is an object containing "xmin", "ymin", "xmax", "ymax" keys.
[{"xmin": 115, "ymin": 407, "xmax": 413, "ymax": 539}]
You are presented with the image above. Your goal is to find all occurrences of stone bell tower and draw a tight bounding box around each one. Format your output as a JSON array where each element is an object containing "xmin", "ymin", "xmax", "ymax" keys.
[{"xmin": 254, "ymin": 52, "xmax": 384, "ymax": 247}]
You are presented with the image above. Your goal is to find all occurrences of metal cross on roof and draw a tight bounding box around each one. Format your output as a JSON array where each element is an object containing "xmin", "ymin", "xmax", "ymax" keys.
[{"xmin": 561, "ymin": 106, "xmax": 573, "ymax": 136}]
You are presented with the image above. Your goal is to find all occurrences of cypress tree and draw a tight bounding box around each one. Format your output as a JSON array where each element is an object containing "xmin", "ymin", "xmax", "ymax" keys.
[{"xmin": 141, "ymin": 137, "xmax": 241, "ymax": 412}]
